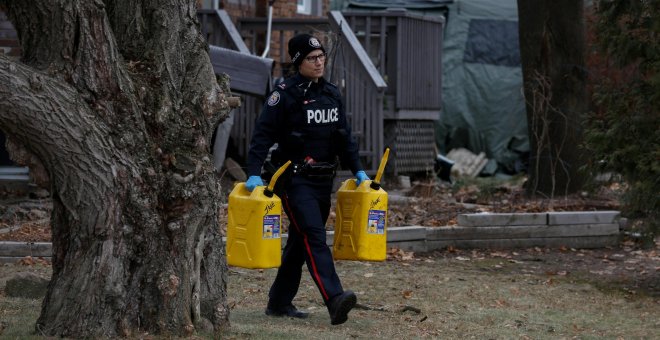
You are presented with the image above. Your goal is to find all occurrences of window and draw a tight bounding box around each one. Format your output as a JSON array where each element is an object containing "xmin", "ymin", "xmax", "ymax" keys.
[{"xmin": 297, "ymin": 0, "xmax": 312, "ymax": 15}]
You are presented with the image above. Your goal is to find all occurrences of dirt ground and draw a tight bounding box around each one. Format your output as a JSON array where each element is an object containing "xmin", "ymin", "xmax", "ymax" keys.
[
  {"xmin": 0, "ymin": 175, "xmax": 656, "ymax": 296},
  {"xmin": 0, "ymin": 176, "xmax": 658, "ymax": 338},
  {"xmin": 222, "ymin": 245, "xmax": 659, "ymax": 339}
]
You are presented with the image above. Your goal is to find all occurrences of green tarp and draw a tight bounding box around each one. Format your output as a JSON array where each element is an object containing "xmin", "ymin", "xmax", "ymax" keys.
[
  {"xmin": 336, "ymin": 0, "xmax": 529, "ymax": 175},
  {"xmin": 438, "ymin": 0, "xmax": 529, "ymax": 174}
]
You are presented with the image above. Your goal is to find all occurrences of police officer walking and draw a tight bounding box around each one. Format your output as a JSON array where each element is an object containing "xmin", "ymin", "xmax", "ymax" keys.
[{"xmin": 245, "ymin": 33, "xmax": 369, "ymax": 325}]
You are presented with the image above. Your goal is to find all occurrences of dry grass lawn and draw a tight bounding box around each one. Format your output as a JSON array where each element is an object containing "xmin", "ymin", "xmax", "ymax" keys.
[{"xmin": 1, "ymin": 245, "xmax": 658, "ymax": 339}]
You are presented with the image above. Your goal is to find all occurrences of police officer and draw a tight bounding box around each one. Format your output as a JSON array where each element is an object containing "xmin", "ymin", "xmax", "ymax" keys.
[{"xmin": 245, "ymin": 33, "xmax": 369, "ymax": 325}]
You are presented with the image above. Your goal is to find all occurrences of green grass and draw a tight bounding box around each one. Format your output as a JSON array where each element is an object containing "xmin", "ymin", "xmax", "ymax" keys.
[{"xmin": 0, "ymin": 296, "xmax": 42, "ymax": 339}]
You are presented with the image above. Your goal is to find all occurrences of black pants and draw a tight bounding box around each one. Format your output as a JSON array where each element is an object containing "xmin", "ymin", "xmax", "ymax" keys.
[{"xmin": 268, "ymin": 175, "xmax": 343, "ymax": 307}]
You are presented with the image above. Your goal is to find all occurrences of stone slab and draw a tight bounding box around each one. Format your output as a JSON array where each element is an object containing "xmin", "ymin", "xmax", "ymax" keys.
[
  {"xmin": 0, "ymin": 241, "xmax": 52, "ymax": 257},
  {"xmin": 457, "ymin": 213, "xmax": 547, "ymax": 227},
  {"xmin": 426, "ymin": 224, "xmax": 619, "ymax": 241},
  {"xmin": 426, "ymin": 235, "xmax": 619, "ymax": 251},
  {"xmin": 386, "ymin": 226, "xmax": 427, "ymax": 242},
  {"xmin": 547, "ymin": 211, "xmax": 620, "ymax": 225},
  {"xmin": 0, "ymin": 256, "xmax": 52, "ymax": 264},
  {"xmin": 385, "ymin": 240, "xmax": 428, "ymax": 253}
]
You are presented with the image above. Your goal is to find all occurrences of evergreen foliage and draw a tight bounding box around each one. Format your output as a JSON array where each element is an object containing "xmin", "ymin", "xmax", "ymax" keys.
[{"xmin": 586, "ymin": 0, "xmax": 659, "ymax": 238}]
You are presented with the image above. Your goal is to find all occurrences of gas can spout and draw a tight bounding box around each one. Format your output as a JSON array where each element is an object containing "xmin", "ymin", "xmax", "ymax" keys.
[
  {"xmin": 370, "ymin": 148, "xmax": 390, "ymax": 190},
  {"xmin": 264, "ymin": 160, "xmax": 292, "ymax": 197}
]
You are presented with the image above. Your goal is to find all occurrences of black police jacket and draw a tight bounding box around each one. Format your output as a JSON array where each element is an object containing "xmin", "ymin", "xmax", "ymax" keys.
[{"xmin": 247, "ymin": 73, "xmax": 362, "ymax": 177}]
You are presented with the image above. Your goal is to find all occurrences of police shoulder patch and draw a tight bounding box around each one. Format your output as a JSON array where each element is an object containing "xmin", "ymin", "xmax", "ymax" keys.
[{"xmin": 267, "ymin": 91, "xmax": 280, "ymax": 106}]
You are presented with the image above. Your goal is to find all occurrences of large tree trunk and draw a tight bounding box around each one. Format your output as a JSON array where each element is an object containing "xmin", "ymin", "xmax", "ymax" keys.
[
  {"xmin": 0, "ymin": 0, "xmax": 230, "ymax": 337},
  {"xmin": 517, "ymin": 0, "xmax": 588, "ymax": 197}
]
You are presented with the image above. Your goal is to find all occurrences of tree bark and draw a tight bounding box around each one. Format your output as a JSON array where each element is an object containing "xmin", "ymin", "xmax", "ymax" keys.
[
  {"xmin": 0, "ymin": 0, "xmax": 230, "ymax": 337},
  {"xmin": 517, "ymin": 0, "xmax": 588, "ymax": 197}
]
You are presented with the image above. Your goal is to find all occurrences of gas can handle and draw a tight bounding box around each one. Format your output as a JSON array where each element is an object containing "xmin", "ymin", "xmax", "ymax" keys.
[
  {"xmin": 264, "ymin": 160, "xmax": 292, "ymax": 197},
  {"xmin": 370, "ymin": 148, "xmax": 390, "ymax": 190}
]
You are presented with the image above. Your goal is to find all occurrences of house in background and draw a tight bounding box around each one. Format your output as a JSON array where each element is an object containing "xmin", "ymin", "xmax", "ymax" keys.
[
  {"xmin": 0, "ymin": 10, "xmax": 30, "ymax": 186},
  {"xmin": 200, "ymin": 0, "xmax": 445, "ymax": 176},
  {"xmin": 331, "ymin": 0, "xmax": 529, "ymax": 178},
  {"xmin": 0, "ymin": 0, "xmax": 447, "ymax": 186}
]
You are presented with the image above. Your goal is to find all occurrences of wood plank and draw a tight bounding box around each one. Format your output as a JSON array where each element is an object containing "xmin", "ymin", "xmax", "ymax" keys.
[
  {"xmin": 328, "ymin": 11, "xmax": 387, "ymax": 89},
  {"xmin": 208, "ymin": 46, "xmax": 273, "ymax": 96}
]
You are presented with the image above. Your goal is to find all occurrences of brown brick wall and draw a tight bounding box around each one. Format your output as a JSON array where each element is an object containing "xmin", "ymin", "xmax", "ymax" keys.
[
  {"xmin": 264, "ymin": 0, "xmax": 330, "ymax": 77},
  {"xmin": 222, "ymin": 0, "xmax": 257, "ymax": 19},
  {"xmin": 208, "ymin": 0, "xmax": 331, "ymax": 69},
  {"xmin": 0, "ymin": 10, "xmax": 20, "ymax": 57}
]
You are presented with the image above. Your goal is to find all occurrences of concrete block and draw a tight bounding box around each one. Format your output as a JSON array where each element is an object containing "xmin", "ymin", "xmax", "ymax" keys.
[
  {"xmin": 427, "ymin": 235, "xmax": 619, "ymax": 251},
  {"xmin": 387, "ymin": 226, "xmax": 427, "ymax": 242},
  {"xmin": 547, "ymin": 211, "xmax": 620, "ymax": 225},
  {"xmin": 457, "ymin": 213, "xmax": 546, "ymax": 227},
  {"xmin": 386, "ymin": 240, "xmax": 428, "ymax": 253},
  {"xmin": 427, "ymin": 224, "xmax": 619, "ymax": 241},
  {"xmin": 0, "ymin": 256, "xmax": 53, "ymax": 264},
  {"xmin": 0, "ymin": 256, "xmax": 19, "ymax": 264},
  {"xmin": 0, "ymin": 241, "xmax": 52, "ymax": 257}
]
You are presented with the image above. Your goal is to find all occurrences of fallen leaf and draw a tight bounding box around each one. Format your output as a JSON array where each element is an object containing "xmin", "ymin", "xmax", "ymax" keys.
[{"xmin": 18, "ymin": 256, "xmax": 35, "ymax": 266}]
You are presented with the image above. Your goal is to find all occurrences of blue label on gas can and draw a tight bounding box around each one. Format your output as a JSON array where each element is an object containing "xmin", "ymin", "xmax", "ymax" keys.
[
  {"xmin": 263, "ymin": 215, "xmax": 281, "ymax": 239},
  {"xmin": 367, "ymin": 210, "xmax": 386, "ymax": 234}
]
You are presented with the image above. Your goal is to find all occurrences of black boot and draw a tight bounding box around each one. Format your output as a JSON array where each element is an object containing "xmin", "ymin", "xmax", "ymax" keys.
[
  {"xmin": 327, "ymin": 290, "xmax": 357, "ymax": 325},
  {"xmin": 265, "ymin": 304, "xmax": 309, "ymax": 319}
]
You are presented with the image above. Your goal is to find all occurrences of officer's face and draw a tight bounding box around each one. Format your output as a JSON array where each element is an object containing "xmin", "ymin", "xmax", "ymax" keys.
[{"xmin": 299, "ymin": 50, "xmax": 325, "ymax": 82}]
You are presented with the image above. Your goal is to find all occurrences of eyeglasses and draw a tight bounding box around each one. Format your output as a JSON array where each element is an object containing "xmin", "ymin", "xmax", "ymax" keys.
[{"xmin": 304, "ymin": 53, "xmax": 326, "ymax": 64}]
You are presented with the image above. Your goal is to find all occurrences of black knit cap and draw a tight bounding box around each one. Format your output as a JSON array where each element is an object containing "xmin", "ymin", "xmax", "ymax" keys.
[{"xmin": 288, "ymin": 33, "xmax": 325, "ymax": 66}]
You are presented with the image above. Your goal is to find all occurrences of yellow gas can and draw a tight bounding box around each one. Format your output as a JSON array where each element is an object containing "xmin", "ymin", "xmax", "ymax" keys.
[
  {"xmin": 333, "ymin": 149, "xmax": 390, "ymax": 261},
  {"xmin": 226, "ymin": 161, "xmax": 291, "ymax": 269}
]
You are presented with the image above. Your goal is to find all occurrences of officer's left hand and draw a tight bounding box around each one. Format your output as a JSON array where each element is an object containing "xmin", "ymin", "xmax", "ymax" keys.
[{"xmin": 355, "ymin": 171, "xmax": 369, "ymax": 186}]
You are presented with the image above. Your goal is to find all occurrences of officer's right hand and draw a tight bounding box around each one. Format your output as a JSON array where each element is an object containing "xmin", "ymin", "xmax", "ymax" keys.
[{"xmin": 245, "ymin": 176, "xmax": 264, "ymax": 192}]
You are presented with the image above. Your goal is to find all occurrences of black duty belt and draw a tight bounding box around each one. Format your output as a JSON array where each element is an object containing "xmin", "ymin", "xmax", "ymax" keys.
[{"xmin": 292, "ymin": 161, "xmax": 338, "ymax": 179}]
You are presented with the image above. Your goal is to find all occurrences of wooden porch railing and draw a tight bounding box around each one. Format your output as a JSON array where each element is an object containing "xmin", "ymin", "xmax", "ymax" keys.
[
  {"xmin": 341, "ymin": 10, "xmax": 445, "ymax": 174},
  {"xmin": 342, "ymin": 10, "xmax": 445, "ymax": 118},
  {"xmin": 197, "ymin": 9, "xmax": 387, "ymax": 173},
  {"xmin": 197, "ymin": 9, "xmax": 267, "ymax": 161},
  {"xmin": 327, "ymin": 11, "xmax": 387, "ymax": 171},
  {"xmin": 198, "ymin": 9, "xmax": 250, "ymax": 53}
]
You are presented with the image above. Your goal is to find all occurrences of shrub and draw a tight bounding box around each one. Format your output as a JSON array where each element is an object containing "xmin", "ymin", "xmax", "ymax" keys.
[{"xmin": 584, "ymin": 0, "xmax": 659, "ymax": 240}]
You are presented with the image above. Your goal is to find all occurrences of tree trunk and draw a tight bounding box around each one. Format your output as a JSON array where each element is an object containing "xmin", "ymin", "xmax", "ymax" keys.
[
  {"xmin": 0, "ymin": 0, "xmax": 230, "ymax": 337},
  {"xmin": 517, "ymin": 0, "xmax": 588, "ymax": 197}
]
